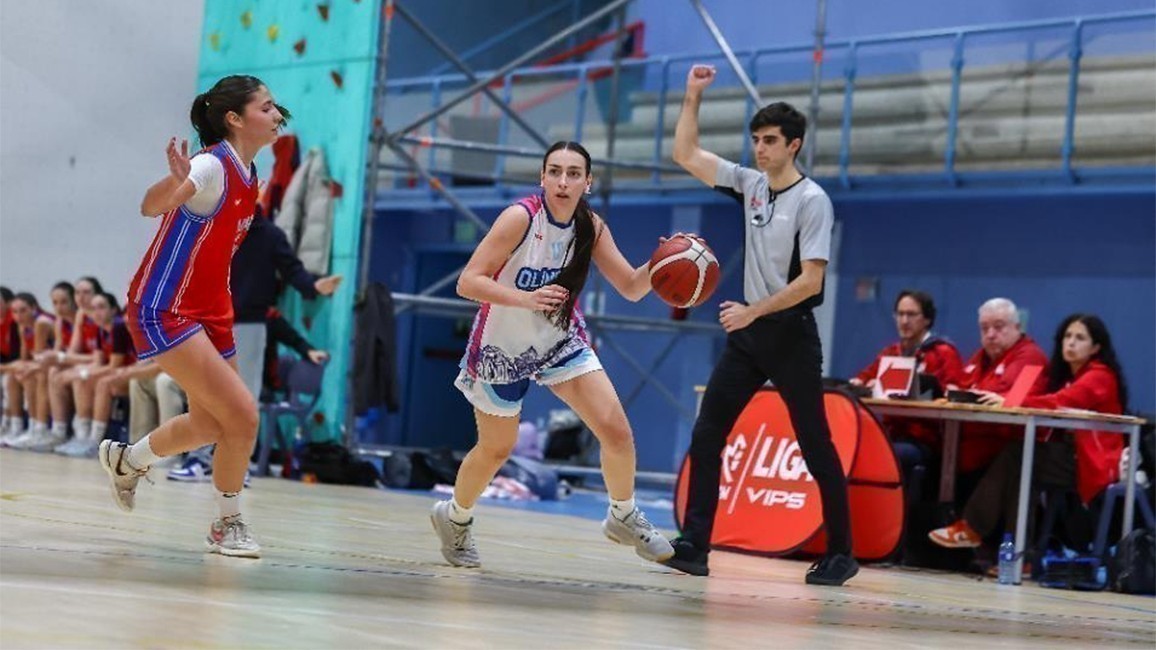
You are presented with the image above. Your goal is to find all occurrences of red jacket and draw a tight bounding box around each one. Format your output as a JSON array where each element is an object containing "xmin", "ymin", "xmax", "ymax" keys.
[
  {"xmin": 957, "ymin": 335, "xmax": 1049, "ymax": 472},
  {"xmin": 856, "ymin": 335, "xmax": 965, "ymax": 448},
  {"xmin": 1023, "ymin": 360, "xmax": 1124, "ymax": 504},
  {"xmin": 855, "ymin": 334, "xmax": 965, "ymax": 388}
]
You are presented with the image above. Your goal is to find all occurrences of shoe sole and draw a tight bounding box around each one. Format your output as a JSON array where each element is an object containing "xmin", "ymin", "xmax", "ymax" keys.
[
  {"xmin": 927, "ymin": 531, "xmax": 981, "ymax": 549},
  {"xmin": 97, "ymin": 440, "xmax": 134, "ymax": 513},
  {"xmin": 205, "ymin": 540, "xmax": 261, "ymax": 559},
  {"xmin": 806, "ymin": 563, "xmax": 860, "ymax": 586},
  {"xmin": 661, "ymin": 556, "xmax": 710, "ymax": 576},
  {"xmin": 601, "ymin": 522, "xmax": 676, "ymax": 563},
  {"xmin": 429, "ymin": 507, "xmax": 481, "ymax": 568}
]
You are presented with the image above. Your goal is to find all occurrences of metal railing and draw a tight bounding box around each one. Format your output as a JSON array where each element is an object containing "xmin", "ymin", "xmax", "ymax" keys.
[{"xmin": 378, "ymin": 10, "xmax": 1155, "ymax": 193}]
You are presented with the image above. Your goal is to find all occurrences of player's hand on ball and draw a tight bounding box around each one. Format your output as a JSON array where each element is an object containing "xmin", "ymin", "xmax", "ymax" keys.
[
  {"xmin": 527, "ymin": 284, "xmax": 569, "ymax": 313},
  {"xmin": 658, "ymin": 232, "xmax": 700, "ymax": 244},
  {"xmin": 686, "ymin": 64, "xmax": 716, "ymax": 91},
  {"xmin": 719, "ymin": 300, "xmax": 756, "ymax": 333},
  {"xmin": 166, "ymin": 137, "xmax": 191, "ymax": 182}
]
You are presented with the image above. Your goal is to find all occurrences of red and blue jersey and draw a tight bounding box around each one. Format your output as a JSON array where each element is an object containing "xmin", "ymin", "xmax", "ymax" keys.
[
  {"xmin": 128, "ymin": 142, "xmax": 258, "ymax": 324},
  {"xmin": 97, "ymin": 317, "xmax": 137, "ymax": 365},
  {"xmin": 79, "ymin": 315, "xmax": 100, "ymax": 354}
]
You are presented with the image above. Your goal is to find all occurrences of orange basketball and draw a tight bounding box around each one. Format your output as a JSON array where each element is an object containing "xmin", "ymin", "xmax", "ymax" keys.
[{"xmin": 648, "ymin": 235, "xmax": 721, "ymax": 308}]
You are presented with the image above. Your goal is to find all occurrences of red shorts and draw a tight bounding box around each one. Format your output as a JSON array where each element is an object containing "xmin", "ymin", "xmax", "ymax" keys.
[{"xmin": 125, "ymin": 302, "xmax": 235, "ymax": 361}]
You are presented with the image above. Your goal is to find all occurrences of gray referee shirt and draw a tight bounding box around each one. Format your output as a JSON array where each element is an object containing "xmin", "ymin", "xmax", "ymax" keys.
[{"xmin": 715, "ymin": 159, "xmax": 834, "ymax": 308}]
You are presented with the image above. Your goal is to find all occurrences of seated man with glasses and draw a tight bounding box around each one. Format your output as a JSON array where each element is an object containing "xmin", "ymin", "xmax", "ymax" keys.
[{"xmin": 850, "ymin": 290, "xmax": 964, "ymax": 502}]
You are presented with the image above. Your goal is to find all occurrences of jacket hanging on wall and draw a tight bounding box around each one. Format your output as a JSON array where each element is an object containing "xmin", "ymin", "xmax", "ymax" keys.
[
  {"xmin": 275, "ymin": 146, "xmax": 335, "ymax": 275},
  {"xmin": 353, "ymin": 281, "xmax": 400, "ymax": 414}
]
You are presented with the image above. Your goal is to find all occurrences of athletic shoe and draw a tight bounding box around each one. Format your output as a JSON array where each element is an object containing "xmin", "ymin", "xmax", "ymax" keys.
[
  {"xmin": 5, "ymin": 429, "xmax": 41, "ymax": 450},
  {"xmin": 167, "ymin": 456, "xmax": 212, "ymax": 482},
  {"xmin": 429, "ymin": 500, "xmax": 481, "ymax": 568},
  {"xmin": 0, "ymin": 427, "xmax": 28, "ymax": 447},
  {"xmin": 54, "ymin": 437, "xmax": 86, "ymax": 455},
  {"xmin": 660, "ymin": 537, "xmax": 710, "ymax": 576},
  {"xmin": 805, "ymin": 553, "xmax": 860, "ymax": 586},
  {"xmin": 205, "ymin": 515, "xmax": 261, "ymax": 558},
  {"xmin": 24, "ymin": 430, "xmax": 65, "ymax": 453},
  {"xmin": 602, "ymin": 507, "xmax": 675, "ymax": 562},
  {"xmin": 98, "ymin": 440, "xmax": 150, "ymax": 512},
  {"xmin": 928, "ymin": 520, "xmax": 982, "ymax": 549}
]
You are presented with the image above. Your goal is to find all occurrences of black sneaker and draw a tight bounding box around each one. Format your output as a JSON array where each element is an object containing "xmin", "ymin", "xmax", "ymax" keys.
[
  {"xmin": 661, "ymin": 537, "xmax": 710, "ymax": 576},
  {"xmin": 805, "ymin": 553, "xmax": 859, "ymax": 586}
]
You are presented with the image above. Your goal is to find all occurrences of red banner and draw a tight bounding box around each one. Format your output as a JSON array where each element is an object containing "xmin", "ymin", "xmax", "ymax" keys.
[{"xmin": 674, "ymin": 388, "xmax": 904, "ymax": 561}]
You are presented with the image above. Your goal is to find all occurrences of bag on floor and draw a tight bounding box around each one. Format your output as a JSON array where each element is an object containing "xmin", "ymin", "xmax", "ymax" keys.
[
  {"xmin": 1111, "ymin": 528, "xmax": 1155, "ymax": 595},
  {"xmin": 382, "ymin": 448, "xmax": 460, "ymax": 490},
  {"xmin": 298, "ymin": 442, "xmax": 380, "ymax": 487}
]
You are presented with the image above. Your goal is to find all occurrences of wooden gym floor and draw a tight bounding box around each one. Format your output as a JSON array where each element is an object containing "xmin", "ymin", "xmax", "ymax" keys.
[{"xmin": 1, "ymin": 451, "xmax": 1153, "ymax": 649}]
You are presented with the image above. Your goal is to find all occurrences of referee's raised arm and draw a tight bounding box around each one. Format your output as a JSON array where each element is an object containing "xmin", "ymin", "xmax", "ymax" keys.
[{"xmin": 673, "ymin": 64, "xmax": 723, "ymax": 186}]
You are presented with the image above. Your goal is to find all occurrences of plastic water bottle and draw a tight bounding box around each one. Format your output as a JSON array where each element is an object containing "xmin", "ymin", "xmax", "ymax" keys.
[{"xmin": 998, "ymin": 533, "xmax": 1017, "ymax": 585}]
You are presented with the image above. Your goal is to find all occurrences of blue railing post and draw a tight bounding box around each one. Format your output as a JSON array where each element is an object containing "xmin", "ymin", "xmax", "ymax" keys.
[
  {"xmin": 838, "ymin": 43, "xmax": 858, "ymax": 189},
  {"xmin": 944, "ymin": 32, "xmax": 966, "ymax": 186},
  {"xmin": 741, "ymin": 52, "xmax": 760, "ymax": 167},
  {"xmin": 1061, "ymin": 20, "xmax": 1084, "ymax": 182},
  {"xmin": 574, "ymin": 64, "xmax": 591, "ymax": 141},
  {"xmin": 493, "ymin": 72, "xmax": 515, "ymax": 191},
  {"xmin": 652, "ymin": 57, "xmax": 671, "ymax": 184}
]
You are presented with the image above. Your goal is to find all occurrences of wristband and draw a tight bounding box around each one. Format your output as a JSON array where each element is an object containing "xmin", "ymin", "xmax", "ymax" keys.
[{"xmin": 57, "ymin": 351, "xmax": 66, "ymax": 363}]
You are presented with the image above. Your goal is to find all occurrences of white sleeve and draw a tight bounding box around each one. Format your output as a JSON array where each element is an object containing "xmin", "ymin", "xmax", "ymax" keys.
[
  {"xmin": 183, "ymin": 153, "xmax": 225, "ymax": 216},
  {"xmin": 798, "ymin": 191, "xmax": 834, "ymax": 262}
]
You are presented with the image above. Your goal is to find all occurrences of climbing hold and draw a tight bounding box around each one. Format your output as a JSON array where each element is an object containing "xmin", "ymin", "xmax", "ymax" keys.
[{"xmin": 293, "ymin": 38, "xmax": 307, "ymax": 56}]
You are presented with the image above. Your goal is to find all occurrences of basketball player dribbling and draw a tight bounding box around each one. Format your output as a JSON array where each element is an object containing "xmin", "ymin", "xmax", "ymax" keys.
[
  {"xmin": 98, "ymin": 75, "xmax": 288, "ymax": 558},
  {"xmin": 430, "ymin": 141, "xmax": 675, "ymax": 568}
]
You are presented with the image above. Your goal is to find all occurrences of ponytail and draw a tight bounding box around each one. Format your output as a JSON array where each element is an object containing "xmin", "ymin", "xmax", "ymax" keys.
[{"xmin": 189, "ymin": 91, "xmax": 222, "ymax": 146}]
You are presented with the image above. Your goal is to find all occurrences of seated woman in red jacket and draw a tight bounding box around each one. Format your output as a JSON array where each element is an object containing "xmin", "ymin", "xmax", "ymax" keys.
[{"xmin": 929, "ymin": 313, "xmax": 1127, "ymax": 548}]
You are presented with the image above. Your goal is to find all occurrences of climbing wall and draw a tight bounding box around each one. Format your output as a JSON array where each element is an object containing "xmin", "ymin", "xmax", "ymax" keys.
[{"xmin": 199, "ymin": 0, "xmax": 383, "ymax": 440}]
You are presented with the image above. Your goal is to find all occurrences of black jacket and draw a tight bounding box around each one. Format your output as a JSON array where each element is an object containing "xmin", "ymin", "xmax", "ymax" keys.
[
  {"xmin": 353, "ymin": 281, "xmax": 400, "ymax": 413},
  {"xmin": 231, "ymin": 216, "xmax": 318, "ymax": 323}
]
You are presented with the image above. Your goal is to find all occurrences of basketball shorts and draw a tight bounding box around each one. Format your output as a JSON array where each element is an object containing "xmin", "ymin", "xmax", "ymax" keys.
[
  {"xmin": 126, "ymin": 302, "xmax": 236, "ymax": 361},
  {"xmin": 454, "ymin": 346, "xmax": 603, "ymax": 418}
]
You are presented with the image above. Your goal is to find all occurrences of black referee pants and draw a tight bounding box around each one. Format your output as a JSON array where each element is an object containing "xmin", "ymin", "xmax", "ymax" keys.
[{"xmin": 682, "ymin": 309, "xmax": 852, "ymax": 555}]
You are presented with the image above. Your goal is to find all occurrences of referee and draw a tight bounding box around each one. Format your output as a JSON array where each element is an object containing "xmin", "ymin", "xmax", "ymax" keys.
[{"xmin": 664, "ymin": 64, "xmax": 857, "ymax": 586}]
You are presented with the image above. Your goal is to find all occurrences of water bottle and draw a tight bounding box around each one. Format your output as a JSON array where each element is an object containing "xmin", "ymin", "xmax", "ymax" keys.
[{"xmin": 998, "ymin": 533, "xmax": 1017, "ymax": 585}]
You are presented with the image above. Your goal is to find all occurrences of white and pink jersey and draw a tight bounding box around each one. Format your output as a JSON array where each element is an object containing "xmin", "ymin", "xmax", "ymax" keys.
[{"xmin": 460, "ymin": 194, "xmax": 591, "ymax": 385}]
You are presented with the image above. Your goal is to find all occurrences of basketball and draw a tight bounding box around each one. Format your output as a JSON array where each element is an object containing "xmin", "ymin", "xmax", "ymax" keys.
[{"xmin": 648, "ymin": 235, "xmax": 720, "ymax": 308}]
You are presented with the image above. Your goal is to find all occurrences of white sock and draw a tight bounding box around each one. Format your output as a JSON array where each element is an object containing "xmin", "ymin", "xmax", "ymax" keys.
[
  {"xmin": 610, "ymin": 496, "xmax": 636, "ymax": 519},
  {"xmin": 1, "ymin": 415, "xmax": 9, "ymax": 430},
  {"xmin": 29, "ymin": 419, "xmax": 45, "ymax": 433},
  {"xmin": 6, "ymin": 418, "xmax": 23, "ymax": 435},
  {"xmin": 51, "ymin": 421, "xmax": 68, "ymax": 437},
  {"xmin": 216, "ymin": 490, "xmax": 242, "ymax": 520},
  {"xmin": 90, "ymin": 421, "xmax": 108, "ymax": 442},
  {"xmin": 448, "ymin": 498, "xmax": 474, "ymax": 524},
  {"xmin": 127, "ymin": 434, "xmax": 163, "ymax": 470},
  {"xmin": 73, "ymin": 417, "xmax": 91, "ymax": 440}
]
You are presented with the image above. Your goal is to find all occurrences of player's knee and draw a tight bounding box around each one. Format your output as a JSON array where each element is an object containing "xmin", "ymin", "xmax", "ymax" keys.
[
  {"xmin": 596, "ymin": 418, "xmax": 633, "ymax": 454},
  {"xmin": 477, "ymin": 437, "xmax": 515, "ymax": 463}
]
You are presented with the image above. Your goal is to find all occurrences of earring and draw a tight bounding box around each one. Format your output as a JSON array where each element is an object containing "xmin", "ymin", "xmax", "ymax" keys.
[{"xmin": 584, "ymin": 185, "xmax": 591, "ymax": 194}]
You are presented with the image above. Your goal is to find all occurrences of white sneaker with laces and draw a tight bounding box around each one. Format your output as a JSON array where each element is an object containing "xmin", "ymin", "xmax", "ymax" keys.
[
  {"xmin": 98, "ymin": 440, "xmax": 150, "ymax": 511},
  {"xmin": 602, "ymin": 507, "xmax": 675, "ymax": 562},
  {"xmin": 205, "ymin": 516, "xmax": 261, "ymax": 558},
  {"xmin": 430, "ymin": 500, "xmax": 481, "ymax": 568}
]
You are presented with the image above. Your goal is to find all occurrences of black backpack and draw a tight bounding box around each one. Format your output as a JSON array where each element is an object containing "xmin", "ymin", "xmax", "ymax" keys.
[
  {"xmin": 1111, "ymin": 528, "xmax": 1155, "ymax": 595},
  {"xmin": 298, "ymin": 443, "xmax": 381, "ymax": 487}
]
